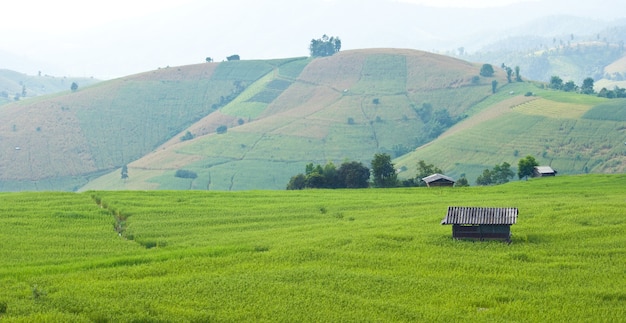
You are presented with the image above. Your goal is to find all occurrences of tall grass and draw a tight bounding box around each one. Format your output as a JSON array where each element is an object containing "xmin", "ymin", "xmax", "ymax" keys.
[{"xmin": 0, "ymin": 175, "xmax": 625, "ymax": 321}]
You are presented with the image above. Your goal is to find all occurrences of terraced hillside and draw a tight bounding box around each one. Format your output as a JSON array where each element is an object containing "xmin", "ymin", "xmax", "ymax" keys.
[
  {"xmin": 396, "ymin": 83, "xmax": 626, "ymax": 183},
  {"xmin": 79, "ymin": 49, "xmax": 497, "ymax": 191},
  {"xmin": 0, "ymin": 58, "xmax": 306, "ymax": 190},
  {"xmin": 2, "ymin": 48, "xmax": 623, "ymax": 191}
]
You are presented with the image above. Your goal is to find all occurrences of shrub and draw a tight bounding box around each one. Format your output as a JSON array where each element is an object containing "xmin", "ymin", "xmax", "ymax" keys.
[
  {"xmin": 180, "ymin": 131, "xmax": 194, "ymax": 141},
  {"xmin": 175, "ymin": 169, "xmax": 198, "ymax": 179},
  {"xmin": 216, "ymin": 125, "xmax": 227, "ymax": 134}
]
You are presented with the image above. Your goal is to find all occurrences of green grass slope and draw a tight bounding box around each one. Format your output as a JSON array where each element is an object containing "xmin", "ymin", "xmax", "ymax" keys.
[
  {"xmin": 82, "ymin": 49, "xmax": 497, "ymax": 191},
  {"xmin": 0, "ymin": 59, "xmax": 300, "ymax": 191},
  {"xmin": 1, "ymin": 175, "xmax": 625, "ymax": 321},
  {"xmin": 396, "ymin": 82, "xmax": 626, "ymax": 184}
]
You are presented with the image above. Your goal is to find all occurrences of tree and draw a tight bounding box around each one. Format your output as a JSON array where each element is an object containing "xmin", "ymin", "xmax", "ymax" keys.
[
  {"xmin": 226, "ymin": 54, "xmax": 240, "ymax": 61},
  {"xmin": 286, "ymin": 174, "xmax": 306, "ymax": 190},
  {"xmin": 549, "ymin": 76, "xmax": 563, "ymax": 90},
  {"xmin": 456, "ymin": 176, "xmax": 469, "ymax": 187},
  {"xmin": 205, "ymin": 57, "xmax": 213, "ymax": 63},
  {"xmin": 563, "ymin": 80, "xmax": 578, "ymax": 92},
  {"xmin": 415, "ymin": 160, "xmax": 442, "ymax": 187},
  {"xmin": 514, "ymin": 66, "xmax": 522, "ymax": 82},
  {"xmin": 492, "ymin": 162, "xmax": 514, "ymax": 184},
  {"xmin": 480, "ymin": 64, "xmax": 494, "ymax": 77},
  {"xmin": 216, "ymin": 125, "xmax": 227, "ymax": 134},
  {"xmin": 475, "ymin": 169, "xmax": 493, "ymax": 186},
  {"xmin": 476, "ymin": 162, "xmax": 514, "ymax": 185},
  {"xmin": 337, "ymin": 161, "xmax": 370, "ymax": 188},
  {"xmin": 323, "ymin": 162, "xmax": 340, "ymax": 188},
  {"xmin": 505, "ymin": 67, "xmax": 513, "ymax": 83},
  {"xmin": 581, "ymin": 77, "xmax": 595, "ymax": 95},
  {"xmin": 491, "ymin": 80, "xmax": 498, "ymax": 94},
  {"xmin": 180, "ymin": 131, "xmax": 194, "ymax": 141},
  {"xmin": 71, "ymin": 82, "xmax": 78, "ymax": 92},
  {"xmin": 371, "ymin": 153, "xmax": 397, "ymax": 188},
  {"xmin": 121, "ymin": 165, "xmax": 128, "ymax": 180},
  {"xmin": 309, "ymin": 34, "xmax": 341, "ymax": 57},
  {"xmin": 518, "ymin": 155, "xmax": 538, "ymax": 180}
]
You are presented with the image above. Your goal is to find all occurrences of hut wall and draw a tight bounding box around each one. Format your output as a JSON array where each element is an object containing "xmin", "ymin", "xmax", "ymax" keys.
[{"xmin": 452, "ymin": 225, "xmax": 511, "ymax": 241}]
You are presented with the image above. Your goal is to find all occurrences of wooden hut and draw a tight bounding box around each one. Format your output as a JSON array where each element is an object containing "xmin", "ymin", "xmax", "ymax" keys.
[
  {"xmin": 533, "ymin": 166, "xmax": 557, "ymax": 177},
  {"xmin": 422, "ymin": 173, "xmax": 455, "ymax": 187},
  {"xmin": 441, "ymin": 206, "xmax": 518, "ymax": 242}
]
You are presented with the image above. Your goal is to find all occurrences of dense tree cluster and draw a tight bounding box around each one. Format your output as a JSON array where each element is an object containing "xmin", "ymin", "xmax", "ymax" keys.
[
  {"xmin": 309, "ymin": 34, "xmax": 341, "ymax": 57},
  {"xmin": 286, "ymin": 161, "xmax": 369, "ymax": 190},
  {"xmin": 475, "ymin": 162, "xmax": 514, "ymax": 186}
]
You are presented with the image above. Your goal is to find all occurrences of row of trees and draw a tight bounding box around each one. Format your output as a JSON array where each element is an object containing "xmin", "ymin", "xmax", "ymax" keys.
[
  {"xmin": 549, "ymin": 75, "xmax": 626, "ymax": 98},
  {"xmin": 288, "ymin": 153, "xmax": 542, "ymax": 190},
  {"xmin": 287, "ymin": 154, "xmax": 454, "ymax": 190},
  {"xmin": 286, "ymin": 161, "xmax": 370, "ymax": 190},
  {"xmin": 549, "ymin": 76, "xmax": 595, "ymax": 94}
]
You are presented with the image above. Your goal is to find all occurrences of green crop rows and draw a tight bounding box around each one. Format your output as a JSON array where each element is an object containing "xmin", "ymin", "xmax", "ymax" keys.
[{"xmin": 0, "ymin": 174, "xmax": 625, "ymax": 321}]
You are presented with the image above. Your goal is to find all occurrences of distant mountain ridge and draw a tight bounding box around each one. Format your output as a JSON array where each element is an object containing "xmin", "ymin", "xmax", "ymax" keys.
[{"xmin": 0, "ymin": 68, "xmax": 100, "ymax": 105}]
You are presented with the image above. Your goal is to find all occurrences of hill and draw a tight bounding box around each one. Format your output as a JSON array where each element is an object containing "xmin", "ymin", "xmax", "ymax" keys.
[
  {"xmin": 1, "ymin": 49, "xmax": 501, "ymax": 191},
  {"xmin": 0, "ymin": 58, "xmax": 303, "ymax": 190},
  {"xmin": 0, "ymin": 175, "xmax": 625, "ymax": 321},
  {"xmin": 1, "ymin": 48, "xmax": 624, "ymax": 191},
  {"xmin": 80, "ymin": 49, "xmax": 499, "ymax": 191},
  {"xmin": 0, "ymin": 69, "xmax": 99, "ymax": 106},
  {"xmin": 395, "ymin": 83, "xmax": 626, "ymax": 183},
  {"xmin": 464, "ymin": 16, "xmax": 626, "ymax": 85}
]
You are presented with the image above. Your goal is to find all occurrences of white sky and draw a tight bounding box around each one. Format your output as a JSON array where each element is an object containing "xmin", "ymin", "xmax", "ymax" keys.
[{"xmin": 1, "ymin": 0, "xmax": 622, "ymax": 79}]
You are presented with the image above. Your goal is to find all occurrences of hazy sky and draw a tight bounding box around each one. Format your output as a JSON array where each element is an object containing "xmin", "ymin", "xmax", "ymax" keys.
[{"xmin": 1, "ymin": 0, "xmax": 623, "ymax": 79}]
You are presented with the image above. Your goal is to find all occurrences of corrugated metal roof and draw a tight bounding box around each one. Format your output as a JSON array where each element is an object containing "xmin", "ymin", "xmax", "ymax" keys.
[
  {"xmin": 441, "ymin": 206, "xmax": 518, "ymax": 225},
  {"xmin": 535, "ymin": 166, "xmax": 556, "ymax": 174},
  {"xmin": 422, "ymin": 173, "xmax": 455, "ymax": 183}
]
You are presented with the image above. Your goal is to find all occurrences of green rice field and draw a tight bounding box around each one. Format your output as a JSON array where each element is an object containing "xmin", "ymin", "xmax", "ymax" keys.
[{"xmin": 1, "ymin": 174, "xmax": 625, "ymax": 321}]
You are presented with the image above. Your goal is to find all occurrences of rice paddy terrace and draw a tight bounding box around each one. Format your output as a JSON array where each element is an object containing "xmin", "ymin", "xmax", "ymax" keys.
[{"xmin": 0, "ymin": 174, "xmax": 624, "ymax": 321}]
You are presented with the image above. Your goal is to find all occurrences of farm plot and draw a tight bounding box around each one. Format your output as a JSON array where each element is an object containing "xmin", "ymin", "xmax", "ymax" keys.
[{"xmin": 0, "ymin": 175, "xmax": 625, "ymax": 321}]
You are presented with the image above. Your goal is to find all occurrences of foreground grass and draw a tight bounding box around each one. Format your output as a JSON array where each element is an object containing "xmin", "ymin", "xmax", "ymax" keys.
[{"xmin": 0, "ymin": 175, "xmax": 625, "ymax": 321}]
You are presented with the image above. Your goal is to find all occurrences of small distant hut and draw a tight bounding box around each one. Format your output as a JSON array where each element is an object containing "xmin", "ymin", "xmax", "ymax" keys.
[
  {"xmin": 422, "ymin": 173, "xmax": 455, "ymax": 187},
  {"xmin": 441, "ymin": 206, "xmax": 518, "ymax": 242},
  {"xmin": 533, "ymin": 166, "xmax": 557, "ymax": 177}
]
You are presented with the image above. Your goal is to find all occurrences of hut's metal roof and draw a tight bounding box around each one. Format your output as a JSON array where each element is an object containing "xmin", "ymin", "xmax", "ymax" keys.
[
  {"xmin": 441, "ymin": 206, "xmax": 518, "ymax": 225},
  {"xmin": 534, "ymin": 166, "xmax": 556, "ymax": 174},
  {"xmin": 422, "ymin": 173, "xmax": 455, "ymax": 183}
]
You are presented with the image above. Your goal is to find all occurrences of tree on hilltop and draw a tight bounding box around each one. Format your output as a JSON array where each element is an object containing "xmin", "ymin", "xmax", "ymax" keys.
[{"xmin": 309, "ymin": 34, "xmax": 341, "ymax": 57}]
